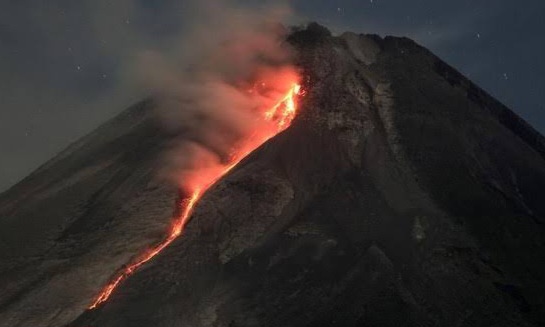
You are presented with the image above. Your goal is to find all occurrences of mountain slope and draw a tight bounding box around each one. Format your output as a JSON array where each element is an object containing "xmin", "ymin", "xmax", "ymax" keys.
[
  {"xmin": 0, "ymin": 99, "xmax": 181, "ymax": 326},
  {"xmin": 2, "ymin": 23, "xmax": 545, "ymax": 327}
]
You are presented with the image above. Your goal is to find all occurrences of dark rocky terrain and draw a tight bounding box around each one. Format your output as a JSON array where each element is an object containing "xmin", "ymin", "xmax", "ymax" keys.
[{"xmin": 1, "ymin": 23, "xmax": 545, "ymax": 327}]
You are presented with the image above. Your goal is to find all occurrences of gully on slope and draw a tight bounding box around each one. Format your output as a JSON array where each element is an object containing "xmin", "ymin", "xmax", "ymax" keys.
[{"xmin": 88, "ymin": 81, "xmax": 302, "ymax": 309}]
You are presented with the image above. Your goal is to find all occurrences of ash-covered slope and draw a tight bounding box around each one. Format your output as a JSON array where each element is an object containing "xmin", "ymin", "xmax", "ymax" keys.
[
  {"xmin": 0, "ymin": 100, "xmax": 181, "ymax": 326},
  {"xmin": 3, "ymin": 23, "xmax": 545, "ymax": 327}
]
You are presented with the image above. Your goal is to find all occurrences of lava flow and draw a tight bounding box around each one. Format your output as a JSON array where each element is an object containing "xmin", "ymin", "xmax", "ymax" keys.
[{"xmin": 88, "ymin": 80, "xmax": 302, "ymax": 310}]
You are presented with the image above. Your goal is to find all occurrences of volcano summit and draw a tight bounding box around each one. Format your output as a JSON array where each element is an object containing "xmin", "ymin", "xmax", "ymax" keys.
[{"xmin": 1, "ymin": 23, "xmax": 545, "ymax": 327}]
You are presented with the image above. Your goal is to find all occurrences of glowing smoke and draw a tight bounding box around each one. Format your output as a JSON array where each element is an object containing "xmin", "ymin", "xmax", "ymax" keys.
[{"xmin": 131, "ymin": 1, "xmax": 299, "ymax": 193}]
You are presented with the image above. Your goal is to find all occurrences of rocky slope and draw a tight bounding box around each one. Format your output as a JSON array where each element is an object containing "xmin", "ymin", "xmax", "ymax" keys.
[{"xmin": 1, "ymin": 23, "xmax": 545, "ymax": 327}]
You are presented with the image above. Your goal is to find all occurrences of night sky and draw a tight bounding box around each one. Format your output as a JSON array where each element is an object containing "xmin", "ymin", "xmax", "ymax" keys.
[{"xmin": 1, "ymin": 0, "xmax": 544, "ymax": 192}]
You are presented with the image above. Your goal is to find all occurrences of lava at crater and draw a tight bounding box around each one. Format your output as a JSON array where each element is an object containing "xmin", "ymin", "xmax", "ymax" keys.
[{"xmin": 89, "ymin": 74, "xmax": 302, "ymax": 309}]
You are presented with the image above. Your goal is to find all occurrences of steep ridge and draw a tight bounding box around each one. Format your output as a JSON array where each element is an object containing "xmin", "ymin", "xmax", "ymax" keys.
[{"xmin": 1, "ymin": 23, "xmax": 545, "ymax": 327}]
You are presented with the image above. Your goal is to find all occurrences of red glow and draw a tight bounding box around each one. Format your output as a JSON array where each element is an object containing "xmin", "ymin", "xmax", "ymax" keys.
[{"xmin": 88, "ymin": 75, "xmax": 302, "ymax": 310}]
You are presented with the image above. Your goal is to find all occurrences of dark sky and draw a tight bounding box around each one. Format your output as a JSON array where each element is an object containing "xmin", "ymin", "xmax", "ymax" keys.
[{"xmin": 1, "ymin": 0, "xmax": 544, "ymax": 192}]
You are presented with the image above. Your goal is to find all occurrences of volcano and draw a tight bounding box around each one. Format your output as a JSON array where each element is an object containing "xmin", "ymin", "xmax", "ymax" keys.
[{"xmin": 1, "ymin": 23, "xmax": 545, "ymax": 327}]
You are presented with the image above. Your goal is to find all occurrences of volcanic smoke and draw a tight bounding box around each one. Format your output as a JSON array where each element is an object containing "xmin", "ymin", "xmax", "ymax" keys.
[{"xmin": 89, "ymin": 79, "xmax": 302, "ymax": 309}]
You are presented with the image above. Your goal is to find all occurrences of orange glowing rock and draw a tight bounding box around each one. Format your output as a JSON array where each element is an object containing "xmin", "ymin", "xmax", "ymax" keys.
[{"xmin": 89, "ymin": 79, "xmax": 302, "ymax": 309}]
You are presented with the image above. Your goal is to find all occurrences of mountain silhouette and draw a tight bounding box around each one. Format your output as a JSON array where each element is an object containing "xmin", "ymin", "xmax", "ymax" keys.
[{"xmin": 1, "ymin": 23, "xmax": 544, "ymax": 327}]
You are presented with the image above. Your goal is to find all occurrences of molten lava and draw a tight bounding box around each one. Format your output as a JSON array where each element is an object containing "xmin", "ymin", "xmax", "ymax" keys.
[{"xmin": 89, "ymin": 80, "xmax": 302, "ymax": 310}]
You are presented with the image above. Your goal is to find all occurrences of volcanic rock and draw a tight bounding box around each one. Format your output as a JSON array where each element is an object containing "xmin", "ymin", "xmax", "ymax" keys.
[{"xmin": 1, "ymin": 23, "xmax": 545, "ymax": 327}]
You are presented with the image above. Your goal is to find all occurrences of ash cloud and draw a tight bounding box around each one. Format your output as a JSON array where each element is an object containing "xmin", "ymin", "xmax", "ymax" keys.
[
  {"xmin": 125, "ymin": 1, "xmax": 298, "ymax": 192},
  {"xmin": 0, "ymin": 0, "xmax": 297, "ymax": 192}
]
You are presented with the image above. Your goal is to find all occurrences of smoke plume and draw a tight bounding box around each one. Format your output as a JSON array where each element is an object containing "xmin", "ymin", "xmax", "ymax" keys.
[{"xmin": 130, "ymin": 1, "xmax": 299, "ymax": 193}]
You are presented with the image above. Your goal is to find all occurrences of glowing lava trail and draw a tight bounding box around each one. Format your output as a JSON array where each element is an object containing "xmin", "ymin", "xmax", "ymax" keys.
[{"xmin": 89, "ymin": 81, "xmax": 302, "ymax": 310}]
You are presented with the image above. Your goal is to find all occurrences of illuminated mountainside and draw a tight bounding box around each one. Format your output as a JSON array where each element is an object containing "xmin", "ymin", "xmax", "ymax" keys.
[{"xmin": 1, "ymin": 23, "xmax": 545, "ymax": 326}]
